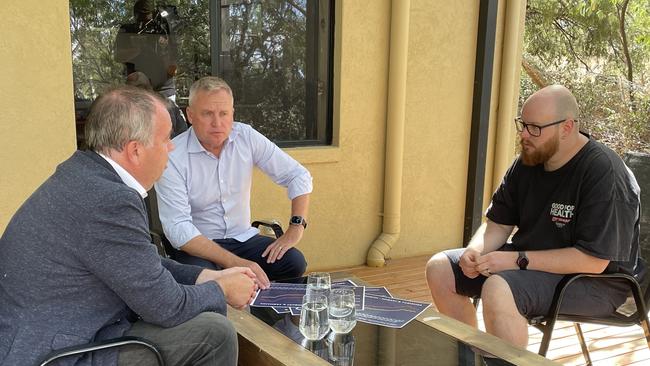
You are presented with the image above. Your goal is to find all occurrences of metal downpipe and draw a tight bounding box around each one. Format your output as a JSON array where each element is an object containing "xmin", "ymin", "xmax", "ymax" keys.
[{"xmin": 366, "ymin": 0, "xmax": 410, "ymax": 267}]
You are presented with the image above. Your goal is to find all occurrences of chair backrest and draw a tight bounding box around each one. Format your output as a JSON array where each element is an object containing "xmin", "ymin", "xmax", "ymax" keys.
[
  {"xmin": 624, "ymin": 152, "xmax": 650, "ymax": 264},
  {"xmin": 144, "ymin": 187, "xmax": 173, "ymax": 258}
]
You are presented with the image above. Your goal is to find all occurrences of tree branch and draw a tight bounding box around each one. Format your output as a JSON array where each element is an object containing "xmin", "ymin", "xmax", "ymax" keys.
[
  {"xmin": 618, "ymin": 0, "xmax": 633, "ymax": 86},
  {"xmin": 286, "ymin": 0, "xmax": 307, "ymax": 17},
  {"xmin": 552, "ymin": 19, "xmax": 592, "ymax": 72},
  {"xmin": 522, "ymin": 57, "xmax": 549, "ymax": 88}
]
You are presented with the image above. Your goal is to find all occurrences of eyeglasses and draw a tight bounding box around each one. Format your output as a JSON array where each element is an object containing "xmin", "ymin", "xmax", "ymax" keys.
[{"xmin": 514, "ymin": 117, "xmax": 570, "ymax": 137}]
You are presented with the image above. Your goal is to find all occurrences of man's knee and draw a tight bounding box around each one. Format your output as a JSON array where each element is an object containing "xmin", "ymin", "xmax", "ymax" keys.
[
  {"xmin": 279, "ymin": 249, "xmax": 307, "ymax": 278},
  {"xmin": 193, "ymin": 312, "xmax": 238, "ymax": 352},
  {"xmin": 426, "ymin": 252, "xmax": 453, "ymax": 288},
  {"xmin": 481, "ymin": 275, "xmax": 519, "ymax": 316}
]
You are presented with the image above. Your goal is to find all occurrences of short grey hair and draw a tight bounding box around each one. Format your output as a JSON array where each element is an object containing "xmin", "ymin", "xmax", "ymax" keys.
[
  {"xmin": 85, "ymin": 85, "xmax": 165, "ymax": 154},
  {"xmin": 188, "ymin": 76, "xmax": 233, "ymax": 106}
]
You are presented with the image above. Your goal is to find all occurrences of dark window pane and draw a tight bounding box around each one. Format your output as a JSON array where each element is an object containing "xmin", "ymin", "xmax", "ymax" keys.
[
  {"xmin": 214, "ymin": 0, "xmax": 332, "ymax": 145},
  {"xmin": 69, "ymin": 0, "xmax": 332, "ymax": 147}
]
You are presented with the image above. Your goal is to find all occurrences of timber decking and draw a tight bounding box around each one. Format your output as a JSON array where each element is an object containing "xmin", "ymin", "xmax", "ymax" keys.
[{"xmin": 330, "ymin": 255, "xmax": 650, "ymax": 366}]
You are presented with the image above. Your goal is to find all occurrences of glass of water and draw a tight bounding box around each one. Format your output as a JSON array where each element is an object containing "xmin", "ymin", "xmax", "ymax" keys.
[
  {"xmin": 299, "ymin": 294, "xmax": 330, "ymax": 341},
  {"xmin": 328, "ymin": 288, "xmax": 357, "ymax": 333},
  {"xmin": 306, "ymin": 272, "xmax": 331, "ymax": 300},
  {"xmin": 328, "ymin": 332, "xmax": 356, "ymax": 365}
]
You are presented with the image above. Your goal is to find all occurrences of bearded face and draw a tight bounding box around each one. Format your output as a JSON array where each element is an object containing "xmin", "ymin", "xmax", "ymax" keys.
[{"xmin": 519, "ymin": 127, "xmax": 560, "ymax": 166}]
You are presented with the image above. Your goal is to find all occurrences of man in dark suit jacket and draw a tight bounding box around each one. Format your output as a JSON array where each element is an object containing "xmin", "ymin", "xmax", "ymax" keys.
[{"xmin": 0, "ymin": 86, "xmax": 257, "ymax": 366}]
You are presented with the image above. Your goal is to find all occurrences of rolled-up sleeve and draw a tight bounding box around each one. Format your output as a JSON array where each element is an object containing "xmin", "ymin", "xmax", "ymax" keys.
[
  {"xmin": 249, "ymin": 128, "xmax": 313, "ymax": 199},
  {"xmin": 155, "ymin": 158, "xmax": 202, "ymax": 249}
]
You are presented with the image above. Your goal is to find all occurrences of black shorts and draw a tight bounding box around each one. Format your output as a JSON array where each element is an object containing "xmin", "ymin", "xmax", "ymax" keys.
[{"xmin": 443, "ymin": 247, "xmax": 630, "ymax": 318}]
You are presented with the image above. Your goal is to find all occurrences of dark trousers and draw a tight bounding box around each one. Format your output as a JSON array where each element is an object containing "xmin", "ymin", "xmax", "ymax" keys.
[
  {"xmin": 173, "ymin": 234, "xmax": 307, "ymax": 281},
  {"xmin": 118, "ymin": 312, "xmax": 237, "ymax": 366}
]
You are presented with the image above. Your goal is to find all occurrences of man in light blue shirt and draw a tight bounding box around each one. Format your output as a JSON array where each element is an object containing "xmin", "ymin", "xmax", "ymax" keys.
[{"xmin": 156, "ymin": 76, "xmax": 312, "ymax": 287}]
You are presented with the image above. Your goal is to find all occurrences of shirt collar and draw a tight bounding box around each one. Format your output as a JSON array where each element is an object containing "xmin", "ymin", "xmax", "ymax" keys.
[
  {"xmin": 187, "ymin": 125, "xmax": 240, "ymax": 155},
  {"xmin": 98, "ymin": 153, "xmax": 148, "ymax": 198}
]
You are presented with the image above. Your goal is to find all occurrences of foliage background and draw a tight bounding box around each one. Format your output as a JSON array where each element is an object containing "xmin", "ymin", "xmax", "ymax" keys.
[
  {"xmin": 521, "ymin": 0, "xmax": 650, "ymax": 154},
  {"xmin": 69, "ymin": 0, "xmax": 319, "ymax": 143}
]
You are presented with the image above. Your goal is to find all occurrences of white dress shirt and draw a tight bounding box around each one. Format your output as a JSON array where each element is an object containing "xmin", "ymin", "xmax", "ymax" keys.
[
  {"xmin": 99, "ymin": 153, "xmax": 148, "ymax": 198},
  {"xmin": 155, "ymin": 123, "xmax": 313, "ymax": 249}
]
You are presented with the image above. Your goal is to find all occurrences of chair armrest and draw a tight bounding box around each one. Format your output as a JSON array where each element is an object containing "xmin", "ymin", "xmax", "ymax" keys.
[
  {"xmin": 251, "ymin": 220, "xmax": 284, "ymax": 239},
  {"xmin": 39, "ymin": 336, "xmax": 164, "ymax": 366}
]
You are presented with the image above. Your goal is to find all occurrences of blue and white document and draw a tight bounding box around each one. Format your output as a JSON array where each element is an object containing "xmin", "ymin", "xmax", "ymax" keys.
[{"xmin": 356, "ymin": 294, "xmax": 430, "ymax": 328}]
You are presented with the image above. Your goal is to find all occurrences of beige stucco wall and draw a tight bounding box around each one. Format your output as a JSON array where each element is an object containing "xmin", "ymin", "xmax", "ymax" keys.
[
  {"xmin": 0, "ymin": 0, "xmax": 76, "ymax": 232},
  {"xmin": 251, "ymin": 0, "xmax": 391, "ymax": 270},
  {"xmin": 397, "ymin": 1, "xmax": 482, "ymax": 257},
  {"xmin": 252, "ymin": 0, "xmax": 521, "ymax": 269}
]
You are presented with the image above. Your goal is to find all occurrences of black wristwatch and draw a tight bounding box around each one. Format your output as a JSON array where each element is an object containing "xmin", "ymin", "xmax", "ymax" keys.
[
  {"xmin": 517, "ymin": 251, "xmax": 529, "ymax": 270},
  {"xmin": 290, "ymin": 215, "xmax": 307, "ymax": 229}
]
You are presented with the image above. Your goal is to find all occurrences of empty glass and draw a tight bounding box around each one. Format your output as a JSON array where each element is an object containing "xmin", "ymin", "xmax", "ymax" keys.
[
  {"xmin": 328, "ymin": 288, "xmax": 357, "ymax": 334},
  {"xmin": 299, "ymin": 294, "xmax": 330, "ymax": 340},
  {"xmin": 306, "ymin": 272, "xmax": 331, "ymax": 300}
]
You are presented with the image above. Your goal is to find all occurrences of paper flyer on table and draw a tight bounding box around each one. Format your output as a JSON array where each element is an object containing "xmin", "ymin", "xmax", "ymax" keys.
[
  {"xmin": 251, "ymin": 283, "xmax": 307, "ymax": 307},
  {"xmin": 272, "ymin": 307, "xmax": 291, "ymax": 314},
  {"xmin": 346, "ymin": 279, "xmax": 393, "ymax": 298},
  {"xmin": 364, "ymin": 286, "xmax": 393, "ymax": 298},
  {"xmin": 252, "ymin": 281, "xmax": 365, "ymax": 309},
  {"xmin": 342, "ymin": 279, "xmax": 392, "ymax": 299},
  {"xmin": 356, "ymin": 294, "xmax": 430, "ymax": 328}
]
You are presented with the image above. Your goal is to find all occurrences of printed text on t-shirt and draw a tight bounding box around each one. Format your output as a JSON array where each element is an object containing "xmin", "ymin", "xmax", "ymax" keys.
[{"xmin": 550, "ymin": 202, "xmax": 574, "ymax": 228}]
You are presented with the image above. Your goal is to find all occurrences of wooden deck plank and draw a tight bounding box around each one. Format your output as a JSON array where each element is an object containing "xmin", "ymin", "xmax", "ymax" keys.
[{"xmin": 327, "ymin": 255, "xmax": 650, "ymax": 365}]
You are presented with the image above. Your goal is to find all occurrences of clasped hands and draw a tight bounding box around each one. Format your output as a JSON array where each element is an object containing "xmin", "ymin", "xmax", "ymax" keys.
[
  {"xmin": 196, "ymin": 267, "xmax": 259, "ymax": 310},
  {"xmin": 459, "ymin": 248, "xmax": 518, "ymax": 279}
]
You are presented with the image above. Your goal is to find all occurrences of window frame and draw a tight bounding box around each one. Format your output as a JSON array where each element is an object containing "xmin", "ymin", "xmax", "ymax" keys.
[{"xmin": 209, "ymin": 0, "xmax": 334, "ymax": 147}]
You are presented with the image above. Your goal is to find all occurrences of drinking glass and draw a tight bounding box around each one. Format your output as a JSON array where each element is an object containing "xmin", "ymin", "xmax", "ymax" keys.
[
  {"xmin": 328, "ymin": 332, "xmax": 356, "ymax": 365},
  {"xmin": 299, "ymin": 294, "xmax": 330, "ymax": 340},
  {"xmin": 328, "ymin": 288, "xmax": 357, "ymax": 333},
  {"xmin": 306, "ymin": 272, "xmax": 331, "ymax": 300}
]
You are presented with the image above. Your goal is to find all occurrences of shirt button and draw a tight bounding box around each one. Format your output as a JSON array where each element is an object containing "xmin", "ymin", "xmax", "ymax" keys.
[
  {"xmin": 224, "ymin": 216, "xmax": 228, "ymax": 220},
  {"xmin": 220, "ymin": 179, "xmax": 224, "ymax": 183}
]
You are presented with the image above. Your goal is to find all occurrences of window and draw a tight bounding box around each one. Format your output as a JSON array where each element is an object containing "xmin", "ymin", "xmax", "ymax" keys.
[{"xmin": 69, "ymin": 0, "xmax": 333, "ymax": 147}]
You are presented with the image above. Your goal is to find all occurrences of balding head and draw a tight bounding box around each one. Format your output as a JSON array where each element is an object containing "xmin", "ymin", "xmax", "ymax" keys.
[
  {"xmin": 522, "ymin": 84, "xmax": 580, "ymax": 125},
  {"xmin": 518, "ymin": 85, "xmax": 587, "ymax": 169},
  {"xmin": 85, "ymin": 85, "xmax": 166, "ymax": 154}
]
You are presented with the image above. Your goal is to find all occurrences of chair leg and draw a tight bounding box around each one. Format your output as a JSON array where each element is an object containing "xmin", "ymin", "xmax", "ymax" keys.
[
  {"xmin": 537, "ymin": 322, "xmax": 554, "ymax": 357},
  {"xmin": 573, "ymin": 323, "xmax": 592, "ymax": 366},
  {"xmin": 640, "ymin": 317, "xmax": 650, "ymax": 351}
]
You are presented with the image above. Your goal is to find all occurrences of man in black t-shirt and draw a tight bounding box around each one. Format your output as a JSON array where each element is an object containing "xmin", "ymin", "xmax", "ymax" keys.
[{"xmin": 425, "ymin": 85, "xmax": 643, "ymax": 354}]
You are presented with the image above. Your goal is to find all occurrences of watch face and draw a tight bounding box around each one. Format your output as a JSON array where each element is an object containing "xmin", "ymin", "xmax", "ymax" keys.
[
  {"xmin": 290, "ymin": 216, "xmax": 307, "ymax": 228},
  {"xmin": 517, "ymin": 252, "xmax": 529, "ymax": 269}
]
